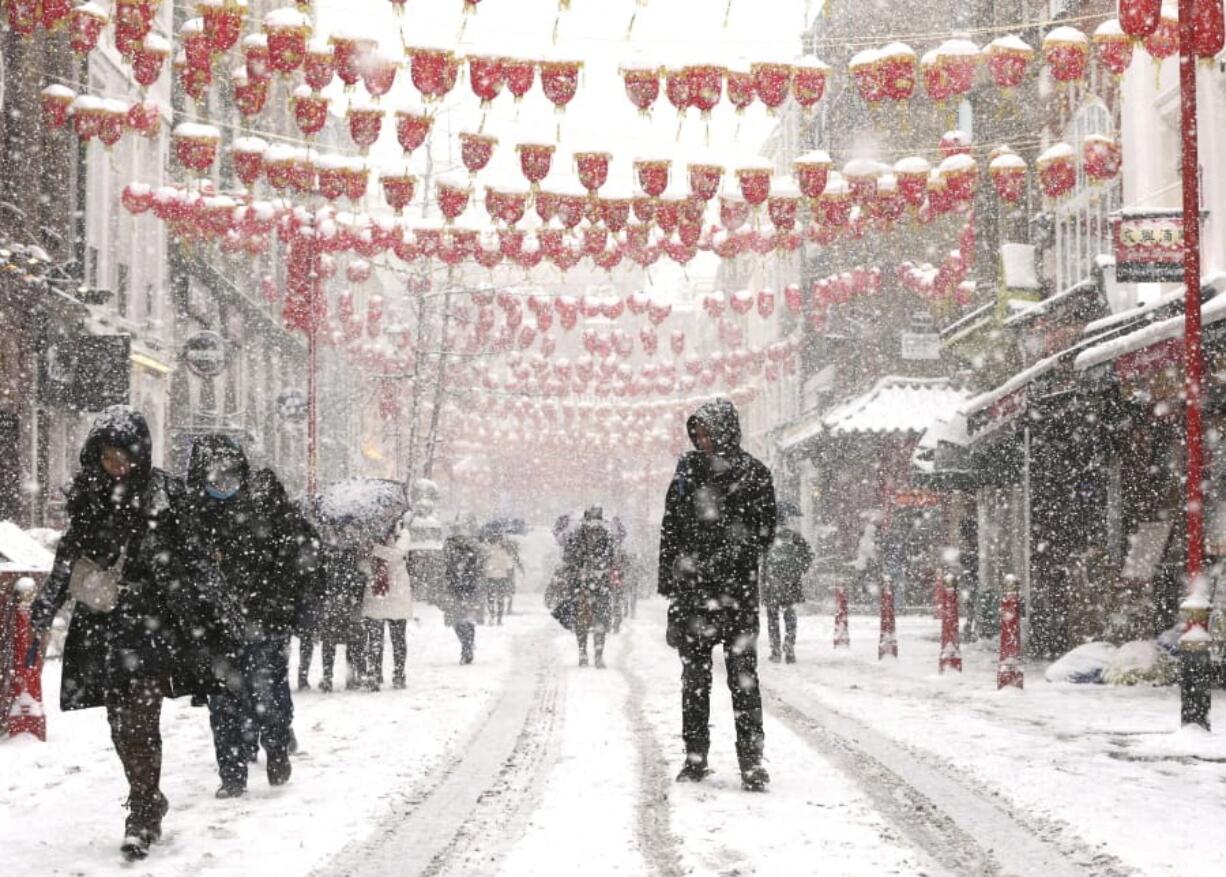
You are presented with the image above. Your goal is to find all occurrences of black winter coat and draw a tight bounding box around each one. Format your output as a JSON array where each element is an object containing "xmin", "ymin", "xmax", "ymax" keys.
[
  {"xmin": 30, "ymin": 407, "xmax": 241, "ymax": 710},
  {"xmin": 762, "ymin": 527, "xmax": 815, "ymax": 606},
  {"xmin": 316, "ymin": 545, "xmax": 367, "ymax": 638},
  {"xmin": 562, "ymin": 524, "xmax": 616, "ymax": 595},
  {"xmin": 658, "ymin": 399, "xmax": 777, "ymax": 613}
]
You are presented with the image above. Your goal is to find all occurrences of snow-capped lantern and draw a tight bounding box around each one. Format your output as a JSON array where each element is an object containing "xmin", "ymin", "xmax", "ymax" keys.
[
  {"xmin": 39, "ymin": 0, "xmax": 73, "ymax": 31},
  {"xmin": 408, "ymin": 46, "xmax": 460, "ymax": 101},
  {"xmin": 132, "ymin": 33, "xmax": 171, "ymax": 88},
  {"xmin": 794, "ymin": 150, "xmax": 832, "ymax": 200},
  {"xmin": 343, "ymin": 161, "xmax": 369, "ymax": 201},
  {"xmin": 819, "ymin": 176, "xmax": 852, "ymax": 227},
  {"xmin": 436, "ymin": 178, "xmax": 471, "ymax": 222},
  {"xmin": 126, "ymin": 99, "xmax": 161, "ymax": 138},
  {"xmin": 264, "ymin": 144, "xmax": 297, "ymax": 190},
  {"xmin": 871, "ymin": 174, "xmax": 906, "ymax": 223},
  {"xmin": 468, "ymin": 55, "xmax": 504, "ymax": 106},
  {"xmin": 330, "ymin": 31, "xmax": 376, "ymax": 88},
  {"xmin": 1043, "ymin": 26, "xmax": 1089, "ymax": 84},
  {"xmin": 41, "ymin": 85, "xmax": 76, "ymax": 129},
  {"xmin": 784, "ymin": 283, "xmax": 804, "ymax": 315},
  {"xmin": 602, "ymin": 197, "xmax": 631, "ymax": 231},
  {"xmin": 1093, "ymin": 20, "xmax": 1134, "ymax": 77},
  {"xmin": 751, "ymin": 61, "xmax": 792, "ymax": 112},
  {"xmin": 460, "ymin": 132, "xmax": 497, "ymax": 174},
  {"xmin": 113, "ymin": 0, "xmax": 155, "ymax": 57},
  {"xmin": 69, "ymin": 3, "xmax": 109, "ymax": 56},
  {"xmin": 175, "ymin": 50, "xmax": 212, "ymax": 102},
  {"xmin": 363, "ymin": 49, "xmax": 400, "ymax": 99},
  {"xmin": 395, "ymin": 110, "xmax": 432, "ymax": 154},
  {"xmin": 292, "ymin": 85, "xmax": 329, "ymax": 136},
  {"xmin": 939, "ymin": 153, "xmax": 978, "ymax": 202},
  {"xmin": 684, "ymin": 64, "xmax": 724, "ymax": 117},
  {"xmin": 663, "ymin": 67, "xmax": 691, "ymax": 114},
  {"xmin": 347, "ymin": 258, "xmax": 372, "ymax": 284},
  {"xmin": 1120, "ymin": 0, "xmax": 1162, "ymax": 37},
  {"xmin": 262, "ymin": 7, "xmax": 312, "ymax": 74},
  {"xmin": 892, "ymin": 156, "xmax": 926, "ymax": 207},
  {"xmin": 4, "ymin": 0, "xmax": 38, "ymax": 37},
  {"xmin": 719, "ymin": 193, "xmax": 750, "ymax": 232},
  {"xmin": 231, "ymin": 136, "xmax": 267, "ymax": 187},
  {"xmin": 621, "ymin": 64, "xmax": 661, "ymax": 114},
  {"xmin": 122, "ymin": 182, "xmax": 154, "ymax": 214},
  {"xmin": 173, "ymin": 122, "xmax": 221, "ymax": 172},
  {"xmin": 1144, "ymin": 5, "xmax": 1180, "ymax": 61},
  {"xmin": 1082, "ymin": 135, "xmax": 1122, "ymax": 183},
  {"xmin": 1037, "ymin": 143, "xmax": 1077, "ymax": 199},
  {"xmin": 767, "ymin": 186, "xmax": 800, "ymax": 231},
  {"xmin": 988, "ymin": 151, "xmax": 1026, "ymax": 203},
  {"xmin": 984, "ymin": 35, "xmax": 1034, "ymax": 90},
  {"xmin": 316, "ymin": 155, "xmax": 347, "ymax": 200},
  {"xmin": 635, "ymin": 159, "xmax": 670, "ymax": 198},
  {"xmin": 199, "ymin": 0, "xmax": 246, "ymax": 54},
  {"xmin": 842, "ymin": 159, "xmax": 881, "ymax": 205},
  {"xmin": 348, "ymin": 103, "xmax": 384, "ymax": 151},
  {"xmin": 180, "ymin": 18, "xmax": 213, "ymax": 72},
  {"xmin": 939, "ymin": 130, "xmax": 972, "ymax": 158},
  {"xmin": 502, "ymin": 57, "xmax": 535, "ymax": 101},
  {"xmin": 513, "ymin": 143, "xmax": 552, "ymax": 189},
  {"xmin": 729, "ymin": 289, "xmax": 755, "ymax": 315},
  {"xmin": 878, "ymin": 43, "xmax": 917, "ymax": 101},
  {"xmin": 647, "ymin": 300, "xmax": 672, "ymax": 326},
  {"xmin": 232, "ymin": 67, "xmax": 267, "ymax": 117},
  {"xmin": 304, "ymin": 38, "xmax": 336, "ymax": 91},
  {"xmin": 688, "ymin": 163, "xmax": 723, "ymax": 201},
  {"xmin": 935, "ymin": 39, "xmax": 980, "ymax": 99},
  {"xmin": 575, "ymin": 151, "xmax": 610, "ymax": 194},
  {"xmin": 792, "ymin": 56, "xmax": 830, "ymax": 108},
  {"xmin": 724, "ymin": 65, "xmax": 756, "ymax": 112},
  {"xmin": 736, "ymin": 162, "xmax": 772, "ymax": 207},
  {"xmin": 849, "ymin": 49, "xmax": 884, "ymax": 104},
  {"xmin": 243, "ymin": 33, "xmax": 271, "ymax": 83},
  {"xmin": 920, "ymin": 49, "xmax": 950, "ymax": 101},
  {"xmin": 291, "ymin": 149, "xmax": 318, "ymax": 194},
  {"xmin": 1194, "ymin": 0, "xmax": 1226, "ymax": 57},
  {"xmin": 540, "ymin": 60, "xmax": 582, "ymax": 112}
]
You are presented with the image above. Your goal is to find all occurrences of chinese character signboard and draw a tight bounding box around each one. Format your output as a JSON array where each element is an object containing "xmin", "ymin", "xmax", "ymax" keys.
[
  {"xmin": 1111, "ymin": 211, "xmax": 1184, "ymax": 283},
  {"xmin": 901, "ymin": 332, "xmax": 941, "ymax": 360}
]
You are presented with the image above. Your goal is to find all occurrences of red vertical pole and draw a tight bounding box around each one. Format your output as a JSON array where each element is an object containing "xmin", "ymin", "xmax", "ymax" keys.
[
  {"xmin": 940, "ymin": 573, "xmax": 962, "ymax": 674},
  {"xmin": 306, "ymin": 232, "xmax": 320, "ymax": 498},
  {"xmin": 833, "ymin": 584, "xmax": 850, "ymax": 648},
  {"xmin": 997, "ymin": 575, "xmax": 1023, "ymax": 690},
  {"xmin": 878, "ymin": 578, "xmax": 897, "ymax": 660},
  {"xmin": 1178, "ymin": 0, "xmax": 1212, "ymax": 729}
]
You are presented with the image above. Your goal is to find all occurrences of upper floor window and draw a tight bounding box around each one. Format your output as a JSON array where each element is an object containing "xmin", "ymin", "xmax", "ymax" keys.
[{"xmin": 1053, "ymin": 100, "xmax": 1121, "ymax": 294}]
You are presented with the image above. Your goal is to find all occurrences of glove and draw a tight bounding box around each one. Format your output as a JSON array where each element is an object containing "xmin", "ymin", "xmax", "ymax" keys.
[
  {"xmin": 665, "ymin": 601, "xmax": 687, "ymax": 650},
  {"xmin": 24, "ymin": 638, "xmax": 42, "ymax": 669}
]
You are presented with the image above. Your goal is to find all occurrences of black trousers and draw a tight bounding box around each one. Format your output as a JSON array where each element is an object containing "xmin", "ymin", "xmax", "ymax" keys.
[
  {"xmin": 676, "ymin": 608, "xmax": 764, "ymax": 767},
  {"xmin": 365, "ymin": 618, "xmax": 407, "ymax": 681},
  {"xmin": 105, "ymin": 676, "xmax": 165, "ymax": 813},
  {"xmin": 763, "ymin": 602, "xmax": 798, "ymax": 656},
  {"xmin": 209, "ymin": 637, "xmax": 293, "ymax": 786},
  {"xmin": 322, "ymin": 622, "xmax": 368, "ymax": 685}
]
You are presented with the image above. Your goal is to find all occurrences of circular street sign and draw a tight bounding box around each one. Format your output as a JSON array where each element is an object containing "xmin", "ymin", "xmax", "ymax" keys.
[
  {"xmin": 277, "ymin": 388, "xmax": 309, "ymax": 422},
  {"xmin": 183, "ymin": 331, "xmax": 227, "ymax": 378}
]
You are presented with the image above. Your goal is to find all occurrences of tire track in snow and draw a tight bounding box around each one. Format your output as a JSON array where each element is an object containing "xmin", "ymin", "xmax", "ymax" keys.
[
  {"xmin": 763, "ymin": 682, "xmax": 1134, "ymax": 877},
  {"xmin": 619, "ymin": 628, "xmax": 686, "ymax": 877},
  {"xmin": 311, "ymin": 617, "xmax": 564, "ymax": 877}
]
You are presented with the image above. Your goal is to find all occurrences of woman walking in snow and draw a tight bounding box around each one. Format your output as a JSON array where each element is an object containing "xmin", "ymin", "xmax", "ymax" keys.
[{"xmin": 363, "ymin": 514, "xmax": 414, "ymax": 689}]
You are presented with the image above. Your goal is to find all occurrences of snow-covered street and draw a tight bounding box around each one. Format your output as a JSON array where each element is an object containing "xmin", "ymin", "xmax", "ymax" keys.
[{"xmin": 5, "ymin": 602, "xmax": 1224, "ymax": 876}]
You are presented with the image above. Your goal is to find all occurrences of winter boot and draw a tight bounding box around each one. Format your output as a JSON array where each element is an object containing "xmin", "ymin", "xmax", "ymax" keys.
[
  {"xmin": 768, "ymin": 651, "xmax": 782, "ymax": 663},
  {"xmin": 594, "ymin": 652, "xmax": 606, "ymax": 669},
  {"xmin": 288, "ymin": 729, "xmax": 299, "ymax": 756},
  {"xmin": 675, "ymin": 753, "xmax": 711, "ymax": 783},
  {"xmin": 215, "ymin": 779, "xmax": 246, "ymax": 799},
  {"xmin": 318, "ymin": 676, "xmax": 332, "ymax": 694},
  {"xmin": 120, "ymin": 791, "xmax": 169, "ymax": 860},
  {"xmin": 392, "ymin": 674, "xmax": 406, "ymax": 690},
  {"xmin": 578, "ymin": 650, "xmax": 589, "ymax": 667},
  {"xmin": 784, "ymin": 651, "xmax": 796, "ymax": 664},
  {"xmin": 267, "ymin": 751, "xmax": 292, "ymax": 786},
  {"xmin": 740, "ymin": 761, "xmax": 771, "ymax": 792}
]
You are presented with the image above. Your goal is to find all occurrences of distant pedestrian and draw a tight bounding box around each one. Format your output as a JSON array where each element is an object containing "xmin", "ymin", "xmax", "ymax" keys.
[
  {"xmin": 482, "ymin": 526, "xmax": 521, "ymax": 626},
  {"xmin": 444, "ymin": 517, "xmax": 485, "ymax": 665},
  {"xmin": 562, "ymin": 507, "xmax": 616, "ymax": 667},
  {"xmin": 363, "ymin": 514, "xmax": 415, "ymax": 690},
  {"xmin": 762, "ymin": 507, "xmax": 814, "ymax": 664},
  {"xmin": 317, "ymin": 544, "xmax": 369, "ymax": 691},
  {"xmin": 658, "ymin": 399, "xmax": 777, "ymax": 791}
]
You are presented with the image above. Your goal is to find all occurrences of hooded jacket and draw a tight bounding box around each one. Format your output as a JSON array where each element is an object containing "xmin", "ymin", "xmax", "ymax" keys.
[
  {"xmin": 657, "ymin": 399, "xmax": 777, "ymax": 612},
  {"xmin": 30, "ymin": 407, "xmax": 236, "ymax": 709}
]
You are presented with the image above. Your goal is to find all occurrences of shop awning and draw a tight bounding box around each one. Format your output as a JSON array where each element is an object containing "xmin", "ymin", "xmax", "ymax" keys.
[
  {"xmin": 1075, "ymin": 283, "xmax": 1226, "ymax": 374},
  {"xmin": 823, "ymin": 376, "xmax": 970, "ymax": 438},
  {"xmin": 777, "ymin": 411, "xmax": 824, "ymax": 452}
]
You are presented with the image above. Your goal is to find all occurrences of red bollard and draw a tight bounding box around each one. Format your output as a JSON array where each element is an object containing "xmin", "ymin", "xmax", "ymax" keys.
[
  {"xmin": 833, "ymin": 584, "xmax": 850, "ymax": 649},
  {"xmin": 939, "ymin": 573, "xmax": 963, "ymax": 673},
  {"xmin": 997, "ymin": 574, "xmax": 1023, "ymax": 690},
  {"xmin": 8, "ymin": 579, "xmax": 47, "ymax": 741},
  {"xmin": 878, "ymin": 578, "xmax": 898, "ymax": 660}
]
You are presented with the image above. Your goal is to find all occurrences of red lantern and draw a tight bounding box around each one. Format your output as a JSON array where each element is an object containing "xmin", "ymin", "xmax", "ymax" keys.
[
  {"xmin": 437, "ymin": 179, "xmax": 471, "ymax": 222},
  {"xmin": 264, "ymin": 145, "xmax": 296, "ymax": 190},
  {"xmin": 395, "ymin": 110, "xmax": 432, "ymax": 154},
  {"xmin": 293, "ymin": 86, "xmax": 329, "ymax": 136},
  {"xmin": 502, "ymin": 57, "xmax": 536, "ymax": 101},
  {"xmin": 1194, "ymin": 0, "xmax": 1226, "ymax": 57},
  {"xmin": 757, "ymin": 288, "xmax": 776, "ymax": 318},
  {"xmin": 984, "ymin": 35, "xmax": 1033, "ymax": 89},
  {"xmin": 317, "ymin": 157, "xmax": 347, "ymax": 201},
  {"xmin": 784, "ymin": 284, "xmax": 804, "ymax": 314},
  {"xmin": 180, "ymin": 17, "xmax": 212, "ymax": 73},
  {"xmin": 843, "ymin": 159, "xmax": 881, "ymax": 204},
  {"xmin": 575, "ymin": 151, "xmax": 610, "ymax": 194},
  {"xmin": 1043, "ymin": 27, "xmax": 1089, "ymax": 83},
  {"xmin": 751, "ymin": 62, "xmax": 792, "ymax": 111},
  {"xmin": 262, "ymin": 7, "xmax": 312, "ymax": 75},
  {"xmin": 768, "ymin": 192, "xmax": 800, "ymax": 231},
  {"xmin": 878, "ymin": 43, "xmax": 917, "ymax": 101},
  {"xmin": 555, "ymin": 191, "xmax": 587, "ymax": 229},
  {"xmin": 5, "ymin": 0, "xmax": 38, "ymax": 36},
  {"xmin": 688, "ymin": 163, "xmax": 723, "ymax": 201},
  {"xmin": 175, "ymin": 51, "xmax": 212, "ymax": 103},
  {"xmin": 122, "ymin": 182, "xmax": 154, "ymax": 214},
  {"xmin": 939, "ymin": 129, "xmax": 972, "ymax": 157},
  {"xmin": 125, "ymin": 99, "xmax": 161, "ymax": 138},
  {"xmin": 1037, "ymin": 143, "xmax": 1077, "ymax": 199},
  {"xmin": 1093, "ymin": 20, "xmax": 1134, "ymax": 77},
  {"xmin": 468, "ymin": 55, "xmax": 504, "ymax": 106},
  {"xmin": 988, "ymin": 151, "xmax": 1026, "ymax": 203},
  {"xmin": 725, "ymin": 67, "xmax": 756, "ymax": 112},
  {"xmin": 114, "ymin": 0, "xmax": 155, "ymax": 57},
  {"xmin": 173, "ymin": 122, "xmax": 221, "ymax": 172},
  {"xmin": 380, "ymin": 172, "xmax": 416, "ymax": 211},
  {"xmin": 243, "ymin": 33, "xmax": 271, "ymax": 82},
  {"xmin": 408, "ymin": 47, "xmax": 460, "ymax": 101},
  {"xmin": 720, "ymin": 195, "xmax": 750, "ymax": 232},
  {"xmin": 635, "ymin": 159, "xmax": 670, "ymax": 198},
  {"xmin": 231, "ymin": 137, "xmax": 267, "ymax": 187},
  {"xmin": 330, "ymin": 33, "xmax": 376, "ymax": 88},
  {"xmin": 348, "ymin": 105, "xmax": 384, "ymax": 151},
  {"xmin": 935, "ymin": 39, "xmax": 980, "ymax": 97},
  {"xmin": 1120, "ymin": 0, "xmax": 1162, "ymax": 37},
  {"xmin": 199, "ymin": 0, "xmax": 245, "ymax": 53},
  {"xmin": 670, "ymin": 330, "xmax": 686, "ymax": 356},
  {"xmin": 640, "ymin": 328, "xmax": 659, "ymax": 356},
  {"xmin": 1144, "ymin": 4, "xmax": 1180, "ymax": 58},
  {"xmin": 794, "ymin": 151, "xmax": 832, "ymax": 199},
  {"xmin": 233, "ymin": 68, "xmax": 267, "ymax": 117},
  {"xmin": 850, "ymin": 49, "xmax": 885, "ymax": 104},
  {"xmin": 792, "ymin": 57, "xmax": 830, "ymax": 108},
  {"xmin": 664, "ymin": 68, "xmax": 691, "ymax": 114},
  {"xmin": 460, "ymin": 132, "xmax": 497, "ymax": 174},
  {"xmin": 303, "ymin": 39, "xmax": 336, "ymax": 91},
  {"xmin": 684, "ymin": 64, "xmax": 724, "ymax": 117},
  {"xmin": 622, "ymin": 66, "xmax": 660, "ymax": 114},
  {"xmin": 819, "ymin": 178, "xmax": 852, "ymax": 227},
  {"xmin": 518, "ymin": 143, "xmax": 555, "ymax": 187},
  {"xmin": 920, "ymin": 49, "xmax": 951, "ymax": 101},
  {"xmin": 540, "ymin": 60, "xmax": 582, "ymax": 112},
  {"xmin": 647, "ymin": 301, "xmax": 672, "ymax": 326},
  {"xmin": 939, "ymin": 154, "xmax": 978, "ymax": 202},
  {"xmin": 602, "ymin": 198, "xmax": 631, "ymax": 232},
  {"xmin": 1082, "ymin": 135, "xmax": 1122, "ymax": 183},
  {"xmin": 69, "ymin": 3, "xmax": 109, "ymax": 56},
  {"xmin": 132, "ymin": 33, "xmax": 171, "ymax": 88},
  {"xmin": 736, "ymin": 165, "xmax": 772, "ymax": 206},
  {"xmin": 41, "ymin": 85, "xmax": 76, "ymax": 129}
]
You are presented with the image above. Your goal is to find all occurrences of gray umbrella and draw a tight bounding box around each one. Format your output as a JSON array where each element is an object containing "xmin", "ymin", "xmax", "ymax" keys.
[{"xmin": 313, "ymin": 478, "xmax": 408, "ymax": 547}]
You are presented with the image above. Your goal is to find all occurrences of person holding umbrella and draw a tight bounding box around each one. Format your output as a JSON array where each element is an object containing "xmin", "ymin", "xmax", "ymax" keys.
[
  {"xmin": 363, "ymin": 514, "xmax": 415, "ymax": 689},
  {"xmin": 762, "ymin": 502, "xmax": 814, "ymax": 664}
]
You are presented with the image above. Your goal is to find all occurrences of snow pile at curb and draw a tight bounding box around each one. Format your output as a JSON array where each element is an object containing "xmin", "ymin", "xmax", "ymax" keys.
[
  {"xmin": 1102, "ymin": 640, "xmax": 1178, "ymax": 686},
  {"xmin": 1044, "ymin": 642, "xmax": 1116, "ymax": 684}
]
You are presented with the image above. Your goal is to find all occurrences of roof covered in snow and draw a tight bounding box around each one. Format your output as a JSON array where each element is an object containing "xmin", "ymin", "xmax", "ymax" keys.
[
  {"xmin": 822, "ymin": 377, "xmax": 971, "ymax": 438},
  {"xmin": 0, "ymin": 522, "xmax": 55, "ymax": 574}
]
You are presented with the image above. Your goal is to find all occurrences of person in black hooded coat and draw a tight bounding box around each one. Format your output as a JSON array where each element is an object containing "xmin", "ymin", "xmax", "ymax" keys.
[
  {"xmin": 658, "ymin": 398, "xmax": 777, "ymax": 791},
  {"xmin": 26, "ymin": 406, "xmax": 242, "ymax": 860}
]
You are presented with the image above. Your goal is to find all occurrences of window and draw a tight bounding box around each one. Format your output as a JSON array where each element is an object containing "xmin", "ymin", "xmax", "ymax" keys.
[
  {"xmin": 1053, "ymin": 101, "xmax": 1121, "ymax": 294},
  {"xmin": 116, "ymin": 263, "xmax": 129, "ymax": 318}
]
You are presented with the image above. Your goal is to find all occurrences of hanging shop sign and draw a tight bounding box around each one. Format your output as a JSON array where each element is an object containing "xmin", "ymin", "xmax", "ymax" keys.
[
  {"xmin": 183, "ymin": 330, "xmax": 227, "ymax": 378},
  {"xmin": 276, "ymin": 388, "xmax": 309, "ymax": 422},
  {"xmin": 1111, "ymin": 210, "xmax": 1184, "ymax": 283},
  {"xmin": 39, "ymin": 335, "xmax": 131, "ymax": 410},
  {"xmin": 900, "ymin": 331, "xmax": 941, "ymax": 360}
]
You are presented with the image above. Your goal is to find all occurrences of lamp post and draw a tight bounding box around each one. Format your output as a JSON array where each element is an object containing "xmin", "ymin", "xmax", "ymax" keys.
[{"xmin": 1178, "ymin": 0, "xmax": 1211, "ymax": 730}]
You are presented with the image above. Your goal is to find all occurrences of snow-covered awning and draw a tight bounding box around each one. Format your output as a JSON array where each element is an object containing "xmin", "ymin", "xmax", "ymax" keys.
[
  {"xmin": 777, "ymin": 412, "xmax": 824, "ymax": 452},
  {"xmin": 823, "ymin": 376, "xmax": 970, "ymax": 438},
  {"xmin": 0, "ymin": 521, "xmax": 54, "ymax": 575}
]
